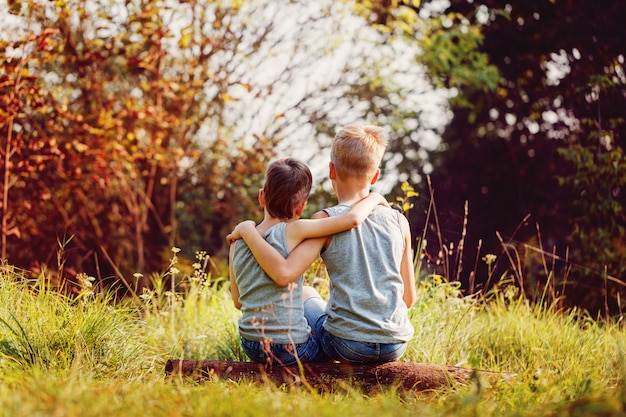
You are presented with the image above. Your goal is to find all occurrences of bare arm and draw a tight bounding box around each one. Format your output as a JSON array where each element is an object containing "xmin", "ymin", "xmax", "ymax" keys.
[
  {"xmin": 399, "ymin": 215, "xmax": 417, "ymax": 308},
  {"xmin": 229, "ymin": 212, "xmax": 329, "ymax": 287},
  {"xmin": 228, "ymin": 244, "xmax": 242, "ymax": 310},
  {"xmin": 226, "ymin": 193, "xmax": 387, "ymax": 245},
  {"xmin": 226, "ymin": 193, "xmax": 388, "ymax": 286},
  {"xmin": 285, "ymin": 193, "xmax": 388, "ymax": 247}
]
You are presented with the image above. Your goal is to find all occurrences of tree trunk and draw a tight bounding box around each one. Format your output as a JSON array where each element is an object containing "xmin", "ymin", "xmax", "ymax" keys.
[{"xmin": 165, "ymin": 360, "xmax": 514, "ymax": 393}]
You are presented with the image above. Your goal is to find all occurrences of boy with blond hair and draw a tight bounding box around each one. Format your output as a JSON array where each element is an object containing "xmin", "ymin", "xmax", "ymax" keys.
[
  {"xmin": 229, "ymin": 125, "xmax": 416, "ymax": 363},
  {"xmin": 229, "ymin": 157, "xmax": 387, "ymax": 366}
]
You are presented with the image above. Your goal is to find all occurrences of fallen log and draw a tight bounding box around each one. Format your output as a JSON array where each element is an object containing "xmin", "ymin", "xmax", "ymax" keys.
[{"xmin": 165, "ymin": 360, "xmax": 514, "ymax": 392}]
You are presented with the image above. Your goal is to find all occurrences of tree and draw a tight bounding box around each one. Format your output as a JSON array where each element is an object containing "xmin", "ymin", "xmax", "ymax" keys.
[
  {"xmin": 2, "ymin": 0, "xmax": 449, "ymax": 291},
  {"xmin": 356, "ymin": 0, "xmax": 626, "ymax": 313},
  {"xmin": 0, "ymin": 0, "xmax": 307, "ymax": 283}
]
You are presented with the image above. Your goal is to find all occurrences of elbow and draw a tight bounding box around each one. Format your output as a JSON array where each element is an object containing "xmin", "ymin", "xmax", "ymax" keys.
[
  {"xmin": 273, "ymin": 275, "xmax": 293, "ymax": 287},
  {"xmin": 270, "ymin": 268, "xmax": 299, "ymax": 287},
  {"xmin": 404, "ymin": 292, "xmax": 417, "ymax": 309},
  {"xmin": 349, "ymin": 214, "xmax": 361, "ymax": 227}
]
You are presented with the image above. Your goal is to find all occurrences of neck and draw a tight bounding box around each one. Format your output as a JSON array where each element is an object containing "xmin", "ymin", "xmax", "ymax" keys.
[
  {"xmin": 256, "ymin": 211, "xmax": 296, "ymax": 233},
  {"xmin": 333, "ymin": 177, "xmax": 371, "ymax": 206}
]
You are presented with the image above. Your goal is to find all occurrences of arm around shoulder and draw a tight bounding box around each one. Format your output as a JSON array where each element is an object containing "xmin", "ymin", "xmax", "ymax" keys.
[
  {"xmin": 287, "ymin": 192, "xmax": 387, "ymax": 243},
  {"xmin": 235, "ymin": 219, "xmax": 324, "ymax": 287}
]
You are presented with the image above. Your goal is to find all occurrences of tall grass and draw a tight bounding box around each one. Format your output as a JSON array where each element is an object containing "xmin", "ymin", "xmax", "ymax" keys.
[{"xmin": 0, "ymin": 245, "xmax": 625, "ymax": 416}]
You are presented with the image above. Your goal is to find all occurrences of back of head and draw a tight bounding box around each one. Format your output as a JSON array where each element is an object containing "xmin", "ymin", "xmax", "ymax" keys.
[
  {"xmin": 331, "ymin": 124, "xmax": 388, "ymax": 179},
  {"xmin": 263, "ymin": 157, "xmax": 312, "ymax": 219}
]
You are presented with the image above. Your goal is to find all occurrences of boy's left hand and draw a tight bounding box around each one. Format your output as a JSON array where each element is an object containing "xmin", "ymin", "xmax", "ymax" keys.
[
  {"xmin": 370, "ymin": 192, "xmax": 391, "ymax": 207},
  {"xmin": 226, "ymin": 220, "xmax": 256, "ymax": 244}
]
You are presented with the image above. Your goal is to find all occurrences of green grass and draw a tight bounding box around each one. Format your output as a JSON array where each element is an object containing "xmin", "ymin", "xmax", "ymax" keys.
[{"xmin": 0, "ymin": 259, "xmax": 625, "ymax": 417}]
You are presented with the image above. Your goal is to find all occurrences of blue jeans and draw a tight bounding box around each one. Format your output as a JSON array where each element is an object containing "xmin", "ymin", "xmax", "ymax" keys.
[
  {"xmin": 241, "ymin": 335, "xmax": 324, "ymax": 366},
  {"xmin": 304, "ymin": 296, "xmax": 408, "ymax": 363}
]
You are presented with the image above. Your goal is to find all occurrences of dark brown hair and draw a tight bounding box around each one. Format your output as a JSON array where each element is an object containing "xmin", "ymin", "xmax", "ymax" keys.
[{"xmin": 263, "ymin": 157, "xmax": 312, "ymax": 219}]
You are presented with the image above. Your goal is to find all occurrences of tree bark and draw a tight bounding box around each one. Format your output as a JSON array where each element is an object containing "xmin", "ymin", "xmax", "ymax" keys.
[{"xmin": 165, "ymin": 360, "xmax": 514, "ymax": 393}]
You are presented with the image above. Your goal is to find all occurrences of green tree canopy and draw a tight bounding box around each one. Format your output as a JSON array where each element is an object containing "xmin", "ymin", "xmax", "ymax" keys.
[{"xmin": 357, "ymin": 0, "xmax": 626, "ymax": 313}]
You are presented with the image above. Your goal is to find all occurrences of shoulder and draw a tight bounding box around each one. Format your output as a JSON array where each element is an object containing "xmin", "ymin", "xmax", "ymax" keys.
[
  {"xmin": 378, "ymin": 207, "xmax": 410, "ymax": 235},
  {"xmin": 394, "ymin": 211, "xmax": 411, "ymax": 240},
  {"xmin": 388, "ymin": 207, "xmax": 409, "ymax": 225},
  {"xmin": 323, "ymin": 204, "xmax": 350, "ymax": 217},
  {"xmin": 395, "ymin": 209, "xmax": 409, "ymax": 225},
  {"xmin": 376, "ymin": 206, "xmax": 406, "ymax": 221},
  {"xmin": 230, "ymin": 239, "xmax": 249, "ymax": 264},
  {"xmin": 266, "ymin": 222, "xmax": 288, "ymax": 242}
]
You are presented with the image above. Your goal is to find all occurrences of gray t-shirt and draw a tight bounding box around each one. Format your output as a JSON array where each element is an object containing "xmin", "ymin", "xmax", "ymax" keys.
[
  {"xmin": 321, "ymin": 204, "xmax": 414, "ymax": 343},
  {"xmin": 232, "ymin": 222, "xmax": 311, "ymax": 344}
]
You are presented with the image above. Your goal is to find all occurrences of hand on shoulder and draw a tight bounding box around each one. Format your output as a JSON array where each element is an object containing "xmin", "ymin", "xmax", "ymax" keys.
[
  {"xmin": 369, "ymin": 192, "xmax": 390, "ymax": 208},
  {"xmin": 226, "ymin": 220, "xmax": 257, "ymax": 244}
]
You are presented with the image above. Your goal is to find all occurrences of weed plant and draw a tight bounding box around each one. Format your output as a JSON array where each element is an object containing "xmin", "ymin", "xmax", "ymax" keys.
[{"xmin": 0, "ymin": 244, "xmax": 625, "ymax": 416}]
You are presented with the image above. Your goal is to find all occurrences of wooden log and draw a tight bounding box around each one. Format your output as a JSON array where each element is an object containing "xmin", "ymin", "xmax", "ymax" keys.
[{"xmin": 165, "ymin": 360, "xmax": 514, "ymax": 392}]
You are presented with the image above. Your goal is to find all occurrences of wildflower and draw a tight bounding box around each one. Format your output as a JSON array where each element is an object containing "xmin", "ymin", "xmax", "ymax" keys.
[
  {"xmin": 482, "ymin": 254, "xmax": 497, "ymax": 265},
  {"xmin": 76, "ymin": 272, "xmax": 95, "ymax": 288},
  {"xmin": 431, "ymin": 274, "xmax": 444, "ymax": 286}
]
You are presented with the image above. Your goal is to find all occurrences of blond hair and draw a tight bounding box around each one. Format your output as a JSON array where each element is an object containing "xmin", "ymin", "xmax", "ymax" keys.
[{"xmin": 330, "ymin": 124, "xmax": 388, "ymax": 178}]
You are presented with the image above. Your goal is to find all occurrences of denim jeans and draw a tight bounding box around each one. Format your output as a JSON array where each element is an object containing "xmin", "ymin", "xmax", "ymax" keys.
[
  {"xmin": 241, "ymin": 334, "xmax": 324, "ymax": 366},
  {"xmin": 304, "ymin": 296, "xmax": 408, "ymax": 363}
]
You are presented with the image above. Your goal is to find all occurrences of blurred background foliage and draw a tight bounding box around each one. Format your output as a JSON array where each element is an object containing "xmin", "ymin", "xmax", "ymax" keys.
[{"xmin": 1, "ymin": 0, "xmax": 625, "ymax": 314}]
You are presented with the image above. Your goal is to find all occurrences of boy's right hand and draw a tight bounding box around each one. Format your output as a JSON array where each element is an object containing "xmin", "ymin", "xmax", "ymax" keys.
[
  {"xmin": 370, "ymin": 192, "xmax": 390, "ymax": 208},
  {"xmin": 226, "ymin": 220, "xmax": 257, "ymax": 244}
]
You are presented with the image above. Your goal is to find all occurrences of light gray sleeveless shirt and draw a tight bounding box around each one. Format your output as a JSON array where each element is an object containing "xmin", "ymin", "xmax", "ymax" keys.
[
  {"xmin": 232, "ymin": 222, "xmax": 310, "ymax": 344},
  {"xmin": 321, "ymin": 204, "xmax": 414, "ymax": 343}
]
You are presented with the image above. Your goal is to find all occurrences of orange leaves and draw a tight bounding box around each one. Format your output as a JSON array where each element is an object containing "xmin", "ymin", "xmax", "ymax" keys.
[{"xmin": 1, "ymin": 0, "xmax": 291, "ymax": 280}]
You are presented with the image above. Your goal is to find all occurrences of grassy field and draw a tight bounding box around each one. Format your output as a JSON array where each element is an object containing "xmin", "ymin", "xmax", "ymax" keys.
[{"xmin": 0, "ymin": 253, "xmax": 625, "ymax": 417}]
